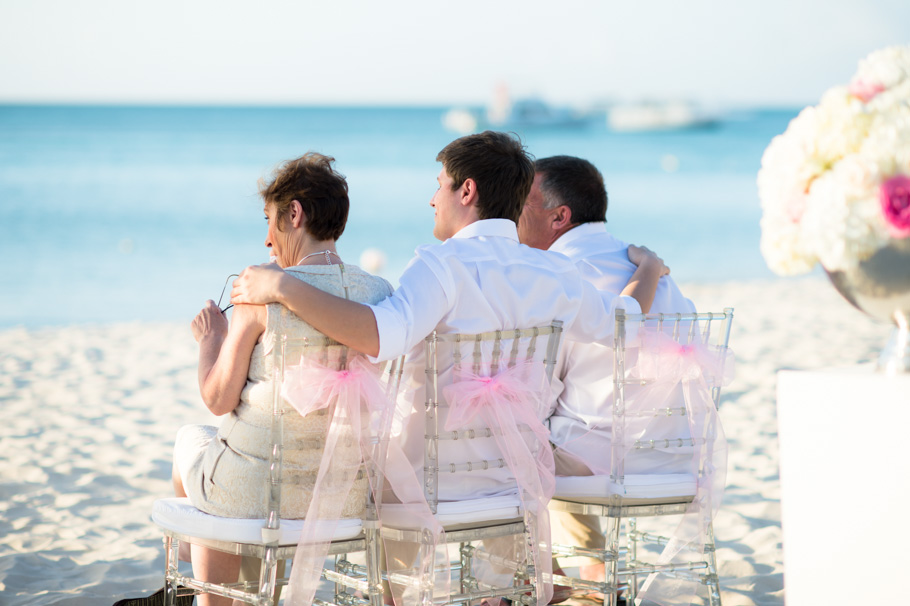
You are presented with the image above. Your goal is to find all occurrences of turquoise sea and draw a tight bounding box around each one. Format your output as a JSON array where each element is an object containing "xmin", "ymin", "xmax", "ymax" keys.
[{"xmin": 0, "ymin": 105, "xmax": 796, "ymax": 328}]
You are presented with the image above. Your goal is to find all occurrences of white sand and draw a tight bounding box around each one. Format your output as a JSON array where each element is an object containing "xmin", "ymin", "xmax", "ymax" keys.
[{"xmin": 0, "ymin": 277, "xmax": 889, "ymax": 605}]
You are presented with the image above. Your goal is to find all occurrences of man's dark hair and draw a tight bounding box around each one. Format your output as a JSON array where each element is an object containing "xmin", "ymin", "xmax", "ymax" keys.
[
  {"xmin": 436, "ymin": 131, "xmax": 534, "ymax": 224},
  {"xmin": 534, "ymin": 155, "xmax": 608, "ymax": 225}
]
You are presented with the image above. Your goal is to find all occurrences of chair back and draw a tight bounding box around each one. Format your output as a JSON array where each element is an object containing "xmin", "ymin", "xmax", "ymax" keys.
[
  {"xmin": 265, "ymin": 333, "xmax": 404, "ymax": 536},
  {"xmin": 263, "ymin": 332, "xmax": 405, "ymax": 603},
  {"xmin": 611, "ymin": 308, "xmax": 734, "ymax": 489},
  {"xmin": 422, "ymin": 322, "xmax": 563, "ymax": 513}
]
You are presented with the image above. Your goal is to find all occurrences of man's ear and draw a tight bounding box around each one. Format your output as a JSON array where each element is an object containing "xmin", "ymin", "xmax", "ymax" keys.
[
  {"xmin": 289, "ymin": 199, "xmax": 306, "ymax": 228},
  {"xmin": 460, "ymin": 178, "xmax": 479, "ymax": 207},
  {"xmin": 552, "ymin": 205, "xmax": 573, "ymax": 230}
]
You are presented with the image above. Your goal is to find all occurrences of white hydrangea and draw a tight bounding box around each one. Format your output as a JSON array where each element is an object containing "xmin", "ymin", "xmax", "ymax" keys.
[
  {"xmin": 852, "ymin": 46, "xmax": 910, "ymax": 95},
  {"xmin": 758, "ymin": 45, "xmax": 910, "ymax": 275}
]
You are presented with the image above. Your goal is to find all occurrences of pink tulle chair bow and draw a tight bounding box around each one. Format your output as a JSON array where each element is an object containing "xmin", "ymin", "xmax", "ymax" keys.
[
  {"xmin": 636, "ymin": 330, "xmax": 735, "ymax": 387},
  {"xmin": 442, "ymin": 360, "xmax": 555, "ymax": 606},
  {"xmin": 630, "ymin": 329, "xmax": 734, "ymax": 606},
  {"xmin": 281, "ymin": 354, "xmax": 444, "ymax": 606}
]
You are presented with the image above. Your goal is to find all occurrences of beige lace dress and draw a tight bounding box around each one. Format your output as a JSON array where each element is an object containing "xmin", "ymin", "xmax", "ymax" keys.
[{"xmin": 175, "ymin": 264, "xmax": 393, "ymax": 518}]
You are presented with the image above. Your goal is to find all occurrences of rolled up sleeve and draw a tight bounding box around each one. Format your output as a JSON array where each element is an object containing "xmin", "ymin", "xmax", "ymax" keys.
[
  {"xmin": 367, "ymin": 251, "xmax": 453, "ymax": 363},
  {"xmin": 369, "ymin": 304, "xmax": 408, "ymax": 364}
]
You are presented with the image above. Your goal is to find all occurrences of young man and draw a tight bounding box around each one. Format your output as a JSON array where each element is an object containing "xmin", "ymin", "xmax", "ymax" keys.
[{"xmin": 518, "ymin": 155, "xmax": 696, "ymax": 594}]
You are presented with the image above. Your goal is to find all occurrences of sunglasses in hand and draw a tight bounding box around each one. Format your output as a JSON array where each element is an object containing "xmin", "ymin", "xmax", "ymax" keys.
[{"xmin": 217, "ymin": 274, "xmax": 240, "ymax": 314}]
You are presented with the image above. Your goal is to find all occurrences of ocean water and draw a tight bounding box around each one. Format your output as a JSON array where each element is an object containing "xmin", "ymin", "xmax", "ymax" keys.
[{"xmin": 0, "ymin": 105, "xmax": 797, "ymax": 328}]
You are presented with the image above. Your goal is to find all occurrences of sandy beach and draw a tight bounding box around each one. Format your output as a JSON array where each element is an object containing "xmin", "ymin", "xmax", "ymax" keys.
[{"xmin": 0, "ymin": 276, "xmax": 887, "ymax": 605}]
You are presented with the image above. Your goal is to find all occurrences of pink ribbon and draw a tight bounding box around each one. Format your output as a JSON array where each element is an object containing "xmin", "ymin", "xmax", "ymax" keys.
[
  {"xmin": 281, "ymin": 355, "xmax": 444, "ymax": 606},
  {"xmin": 629, "ymin": 329, "xmax": 734, "ymax": 606},
  {"xmin": 442, "ymin": 361, "xmax": 555, "ymax": 606}
]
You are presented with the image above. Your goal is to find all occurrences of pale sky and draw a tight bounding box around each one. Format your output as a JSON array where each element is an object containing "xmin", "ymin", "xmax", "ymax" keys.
[{"xmin": 1, "ymin": 0, "xmax": 908, "ymax": 108}]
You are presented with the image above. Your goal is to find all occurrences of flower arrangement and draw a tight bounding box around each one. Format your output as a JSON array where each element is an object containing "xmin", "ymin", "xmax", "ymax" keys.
[{"xmin": 758, "ymin": 45, "xmax": 910, "ymax": 275}]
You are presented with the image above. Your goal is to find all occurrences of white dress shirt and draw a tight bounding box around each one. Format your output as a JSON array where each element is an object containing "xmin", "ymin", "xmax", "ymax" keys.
[
  {"xmin": 368, "ymin": 219, "xmax": 641, "ymax": 500},
  {"xmin": 546, "ymin": 222, "xmax": 697, "ymax": 475}
]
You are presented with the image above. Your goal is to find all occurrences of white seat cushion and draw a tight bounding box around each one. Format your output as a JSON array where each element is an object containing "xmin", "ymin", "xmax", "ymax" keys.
[
  {"xmin": 554, "ymin": 473, "xmax": 697, "ymax": 502},
  {"xmin": 435, "ymin": 495, "xmax": 522, "ymax": 527},
  {"xmin": 380, "ymin": 495, "xmax": 522, "ymax": 530},
  {"xmin": 152, "ymin": 497, "xmax": 363, "ymax": 545}
]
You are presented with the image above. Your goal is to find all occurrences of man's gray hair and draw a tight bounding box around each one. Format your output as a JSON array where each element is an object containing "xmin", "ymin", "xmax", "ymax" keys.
[{"xmin": 534, "ymin": 156, "xmax": 608, "ymax": 224}]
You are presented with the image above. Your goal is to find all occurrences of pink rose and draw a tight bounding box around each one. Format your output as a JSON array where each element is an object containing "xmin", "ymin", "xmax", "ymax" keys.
[
  {"xmin": 786, "ymin": 192, "xmax": 807, "ymax": 223},
  {"xmin": 880, "ymin": 175, "xmax": 910, "ymax": 238},
  {"xmin": 849, "ymin": 78, "xmax": 885, "ymax": 103}
]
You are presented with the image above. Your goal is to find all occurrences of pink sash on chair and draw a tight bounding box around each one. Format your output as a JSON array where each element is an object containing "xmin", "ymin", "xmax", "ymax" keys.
[
  {"xmin": 630, "ymin": 330, "xmax": 735, "ymax": 606},
  {"xmin": 281, "ymin": 355, "xmax": 445, "ymax": 606},
  {"xmin": 442, "ymin": 360, "xmax": 556, "ymax": 606}
]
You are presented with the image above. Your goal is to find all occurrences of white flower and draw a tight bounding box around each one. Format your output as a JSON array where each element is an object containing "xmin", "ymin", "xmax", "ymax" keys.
[
  {"xmin": 851, "ymin": 46, "xmax": 910, "ymax": 94},
  {"xmin": 758, "ymin": 45, "xmax": 910, "ymax": 276}
]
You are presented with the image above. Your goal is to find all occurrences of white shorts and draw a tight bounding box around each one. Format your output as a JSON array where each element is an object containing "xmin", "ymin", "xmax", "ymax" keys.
[{"xmin": 173, "ymin": 424, "xmax": 218, "ymax": 507}]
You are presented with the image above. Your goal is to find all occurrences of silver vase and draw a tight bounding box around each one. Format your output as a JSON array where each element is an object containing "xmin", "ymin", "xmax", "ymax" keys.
[{"xmin": 825, "ymin": 237, "xmax": 910, "ymax": 374}]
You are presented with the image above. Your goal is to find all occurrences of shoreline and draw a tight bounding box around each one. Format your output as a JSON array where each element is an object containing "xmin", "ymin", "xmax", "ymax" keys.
[{"xmin": 0, "ymin": 277, "xmax": 889, "ymax": 604}]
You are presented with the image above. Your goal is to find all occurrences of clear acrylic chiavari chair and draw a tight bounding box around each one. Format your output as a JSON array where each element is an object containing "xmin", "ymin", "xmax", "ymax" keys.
[
  {"xmin": 152, "ymin": 332, "xmax": 405, "ymax": 606},
  {"xmin": 393, "ymin": 322, "xmax": 564, "ymax": 606},
  {"xmin": 550, "ymin": 308, "xmax": 734, "ymax": 606}
]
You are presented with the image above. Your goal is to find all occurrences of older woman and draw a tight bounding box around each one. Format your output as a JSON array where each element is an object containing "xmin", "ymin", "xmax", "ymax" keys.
[{"xmin": 176, "ymin": 152, "xmax": 393, "ymax": 606}]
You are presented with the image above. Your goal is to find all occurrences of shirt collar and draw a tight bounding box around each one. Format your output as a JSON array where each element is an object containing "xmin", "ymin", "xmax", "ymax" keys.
[
  {"xmin": 451, "ymin": 218, "xmax": 519, "ymax": 241},
  {"xmin": 549, "ymin": 222, "xmax": 624, "ymax": 254}
]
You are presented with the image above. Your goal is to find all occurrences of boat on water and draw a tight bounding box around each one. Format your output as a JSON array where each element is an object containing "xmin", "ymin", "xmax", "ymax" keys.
[
  {"xmin": 607, "ymin": 101, "xmax": 718, "ymax": 132},
  {"xmin": 490, "ymin": 97, "xmax": 591, "ymax": 129},
  {"xmin": 442, "ymin": 85, "xmax": 592, "ymax": 134}
]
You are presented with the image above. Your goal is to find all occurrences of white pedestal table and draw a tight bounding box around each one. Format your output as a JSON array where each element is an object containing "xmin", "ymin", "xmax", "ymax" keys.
[{"xmin": 777, "ymin": 365, "xmax": 910, "ymax": 605}]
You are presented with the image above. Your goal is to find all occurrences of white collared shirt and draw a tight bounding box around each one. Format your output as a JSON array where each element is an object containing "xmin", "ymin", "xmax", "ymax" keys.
[
  {"xmin": 546, "ymin": 222, "xmax": 697, "ymax": 474},
  {"xmin": 370, "ymin": 219, "xmax": 639, "ymax": 361},
  {"xmin": 368, "ymin": 219, "xmax": 640, "ymax": 500}
]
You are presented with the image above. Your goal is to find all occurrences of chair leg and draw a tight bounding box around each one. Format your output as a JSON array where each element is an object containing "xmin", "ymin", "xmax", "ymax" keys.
[
  {"xmin": 626, "ymin": 518, "xmax": 638, "ymax": 605},
  {"xmin": 164, "ymin": 536, "xmax": 180, "ymax": 606},
  {"xmin": 257, "ymin": 545, "xmax": 280, "ymax": 606},
  {"xmin": 364, "ymin": 523, "xmax": 385, "ymax": 606},
  {"xmin": 459, "ymin": 543, "xmax": 472, "ymax": 595},
  {"xmin": 704, "ymin": 521, "xmax": 722, "ymax": 606},
  {"xmin": 604, "ymin": 517, "xmax": 621, "ymax": 606},
  {"xmin": 333, "ymin": 553, "xmax": 357, "ymax": 604}
]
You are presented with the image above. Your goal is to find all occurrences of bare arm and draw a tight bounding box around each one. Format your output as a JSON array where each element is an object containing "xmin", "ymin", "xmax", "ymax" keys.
[
  {"xmin": 191, "ymin": 300, "xmax": 266, "ymax": 416},
  {"xmin": 230, "ymin": 263, "xmax": 381, "ymax": 357},
  {"xmin": 622, "ymin": 245, "xmax": 670, "ymax": 314}
]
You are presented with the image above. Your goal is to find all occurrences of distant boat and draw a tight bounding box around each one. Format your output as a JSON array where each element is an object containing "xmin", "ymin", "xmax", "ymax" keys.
[
  {"xmin": 442, "ymin": 84, "xmax": 592, "ymax": 134},
  {"xmin": 489, "ymin": 98, "xmax": 591, "ymax": 130},
  {"xmin": 607, "ymin": 101, "xmax": 718, "ymax": 132}
]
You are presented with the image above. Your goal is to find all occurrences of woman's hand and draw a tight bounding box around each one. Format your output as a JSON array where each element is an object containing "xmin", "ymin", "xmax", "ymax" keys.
[
  {"xmin": 628, "ymin": 244, "xmax": 670, "ymax": 277},
  {"xmin": 231, "ymin": 262, "xmax": 287, "ymax": 305},
  {"xmin": 192, "ymin": 300, "xmax": 229, "ymax": 343}
]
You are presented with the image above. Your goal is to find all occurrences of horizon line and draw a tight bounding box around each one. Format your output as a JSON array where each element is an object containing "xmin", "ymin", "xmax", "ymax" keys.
[{"xmin": 0, "ymin": 100, "xmax": 807, "ymax": 111}]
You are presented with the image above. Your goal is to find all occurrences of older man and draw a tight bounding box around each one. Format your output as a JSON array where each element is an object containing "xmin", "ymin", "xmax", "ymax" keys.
[{"xmin": 517, "ymin": 155, "xmax": 696, "ymax": 590}]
